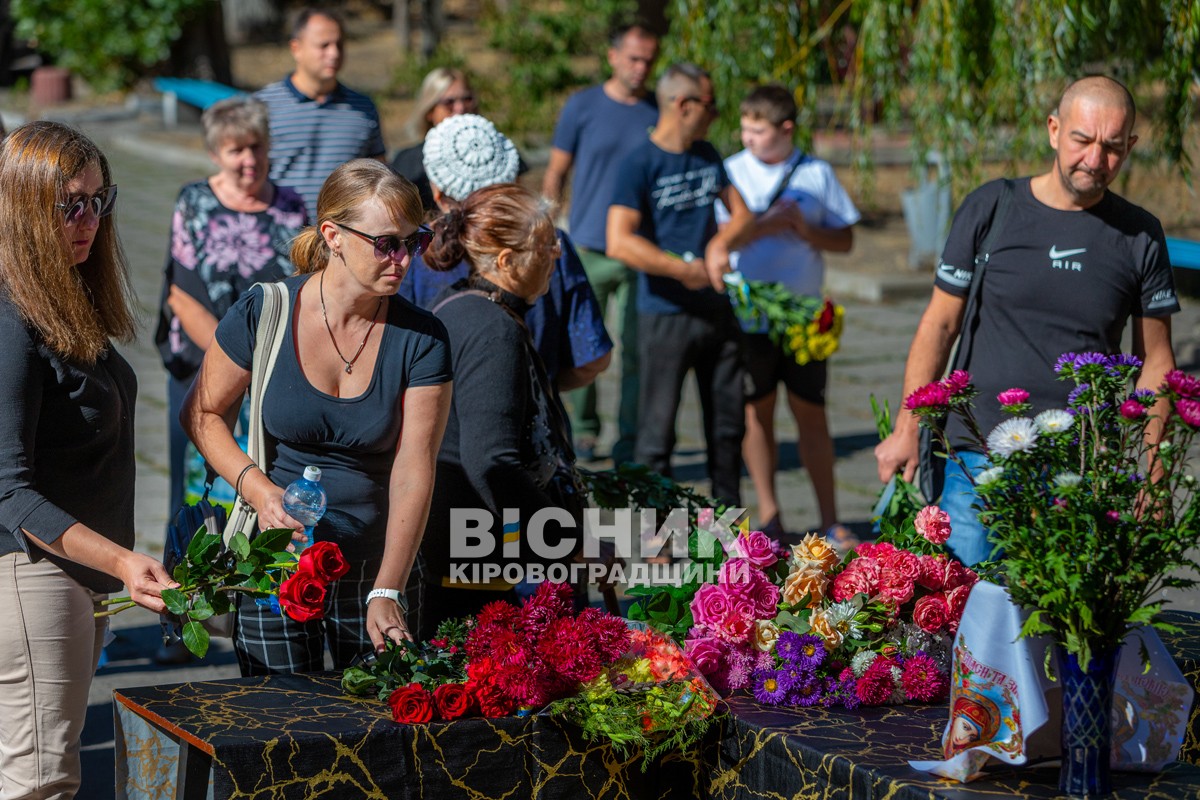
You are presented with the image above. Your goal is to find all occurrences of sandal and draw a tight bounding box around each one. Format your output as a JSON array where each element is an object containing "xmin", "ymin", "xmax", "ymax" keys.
[{"xmin": 824, "ymin": 523, "xmax": 860, "ymax": 556}]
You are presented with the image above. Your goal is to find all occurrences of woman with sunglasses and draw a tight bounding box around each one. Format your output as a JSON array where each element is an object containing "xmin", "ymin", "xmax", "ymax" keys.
[
  {"xmin": 0, "ymin": 122, "xmax": 178, "ymax": 797},
  {"xmin": 183, "ymin": 159, "xmax": 453, "ymax": 674},
  {"xmin": 390, "ymin": 67, "xmax": 527, "ymax": 212},
  {"xmin": 153, "ymin": 98, "xmax": 308, "ymax": 663},
  {"xmin": 416, "ymin": 183, "xmax": 579, "ymax": 637}
]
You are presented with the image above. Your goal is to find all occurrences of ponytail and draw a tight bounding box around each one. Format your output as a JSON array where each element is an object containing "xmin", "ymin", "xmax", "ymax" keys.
[
  {"xmin": 424, "ymin": 206, "xmax": 468, "ymax": 272},
  {"xmin": 290, "ymin": 226, "xmax": 329, "ymax": 275}
]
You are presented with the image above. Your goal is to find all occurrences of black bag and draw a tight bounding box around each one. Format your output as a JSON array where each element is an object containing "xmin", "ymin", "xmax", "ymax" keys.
[{"xmin": 917, "ymin": 179, "xmax": 1015, "ymax": 504}]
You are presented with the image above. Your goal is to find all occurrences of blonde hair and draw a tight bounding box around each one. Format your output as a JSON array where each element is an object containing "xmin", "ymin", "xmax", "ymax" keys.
[
  {"xmin": 407, "ymin": 67, "xmax": 472, "ymax": 139},
  {"xmin": 290, "ymin": 159, "xmax": 423, "ymax": 274},
  {"xmin": 0, "ymin": 121, "xmax": 136, "ymax": 362}
]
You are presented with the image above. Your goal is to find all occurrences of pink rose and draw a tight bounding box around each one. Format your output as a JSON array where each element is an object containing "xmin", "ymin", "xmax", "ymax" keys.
[
  {"xmin": 733, "ymin": 530, "xmax": 778, "ymax": 568},
  {"xmin": 730, "ymin": 597, "xmax": 758, "ymax": 624},
  {"xmin": 913, "ymin": 594, "xmax": 950, "ymax": 634},
  {"xmin": 718, "ymin": 558, "xmax": 754, "ymax": 588},
  {"xmin": 943, "ymin": 559, "xmax": 978, "ymax": 591},
  {"xmin": 717, "ymin": 612, "xmax": 755, "ymax": 644},
  {"xmin": 690, "ymin": 583, "xmax": 731, "ymax": 628},
  {"xmin": 854, "ymin": 541, "xmax": 878, "ymax": 558},
  {"xmin": 914, "ymin": 505, "xmax": 952, "ymax": 545},
  {"xmin": 684, "ymin": 635, "xmax": 727, "ymax": 676},
  {"xmin": 749, "ymin": 580, "xmax": 781, "ymax": 618},
  {"xmin": 881, "ymin": 548, "xmax": 921, "ymax": 582},
  {"xmin": 944, "ymin": 584, "xmax": 973, "ymax": 635},
  {"xmin": 877, "ymin": 568, "xmax": 915, "ymax": 606},
  {"xmin": 831, "ymin": 564, "xmax": 876, "ymax": 602},
  {"xmin": 917, "ymin": 554, "xmax": 948, "ymax": 591}
]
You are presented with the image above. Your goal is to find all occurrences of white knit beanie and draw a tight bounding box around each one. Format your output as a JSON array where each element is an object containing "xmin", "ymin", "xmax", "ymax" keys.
[{"xmin": 422, "ymin": 114, "xmax": 520, "ymax": 202}]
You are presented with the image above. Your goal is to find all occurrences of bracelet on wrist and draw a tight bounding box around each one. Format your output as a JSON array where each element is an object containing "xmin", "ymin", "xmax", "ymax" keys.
[
  {"xmin": 234, "ymin": 463, "xmax": 257, "ymax": 498},
  {"xmin": 366, "ymin": 588, "xmax": 409, "ymax": 614}
]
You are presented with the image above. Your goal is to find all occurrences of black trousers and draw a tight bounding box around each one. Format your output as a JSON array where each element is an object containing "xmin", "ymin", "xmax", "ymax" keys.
[{"xmin": 635, "ymin": 309, "xmax": 744, "ymax": 506}]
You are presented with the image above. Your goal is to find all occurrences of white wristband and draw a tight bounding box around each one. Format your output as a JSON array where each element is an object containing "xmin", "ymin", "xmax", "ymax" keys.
[{"xmin": 366, "ymin": 588, "xmax": 409, "ymax": 614}]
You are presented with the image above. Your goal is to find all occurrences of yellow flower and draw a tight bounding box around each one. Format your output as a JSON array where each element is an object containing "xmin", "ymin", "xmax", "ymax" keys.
[
  {"xmin": 783, "ymin": 563, "xmax": 828, "ymax": 608},
  {"xmin": 792, "ymin": 532, "xmax": 840, "ymax": 573},
  {"xmin": 753, "ymin": 619, "xmax": 780, "ymax": 652}
]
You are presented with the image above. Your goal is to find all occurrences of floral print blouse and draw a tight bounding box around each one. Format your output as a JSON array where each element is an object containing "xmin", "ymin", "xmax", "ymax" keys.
[{"xmin": 155, "ymin": 180, "xmax": 307, "ymax": 379}]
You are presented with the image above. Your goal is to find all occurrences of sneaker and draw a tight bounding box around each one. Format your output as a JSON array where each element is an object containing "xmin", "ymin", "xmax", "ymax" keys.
[{"xmin": 824, "ymin": 524, "xmax": 860, "ymax": 556}]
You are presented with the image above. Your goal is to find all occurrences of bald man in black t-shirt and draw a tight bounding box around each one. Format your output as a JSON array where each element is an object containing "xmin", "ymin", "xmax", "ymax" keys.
[{"xmin": 874, "ymin": 75, "xmax": 1179, "ymax": 566}]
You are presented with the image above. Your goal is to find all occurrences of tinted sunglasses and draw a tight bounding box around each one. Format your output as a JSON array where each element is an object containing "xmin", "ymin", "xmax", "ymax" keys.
[
  {"xmin": 56, "ymin": 185, "xmax": 118, "ymax": 224},
  {"xmin": 436, "ymin": 94, "xmax": 476, "ymax": 109},
  {"xmin": 336, "ymin": 223, "xmax": 434, "ymax": 261}
]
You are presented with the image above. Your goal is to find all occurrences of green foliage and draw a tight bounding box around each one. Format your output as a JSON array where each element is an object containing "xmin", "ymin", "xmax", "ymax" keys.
[
  {"xmin": 11, "ymin": 0, "xmax": 211, "ymax": 93},
  {"xmin": 663, "ymin": 0, "xmax": 1199, "ymax": 192},
  {"xmin": 341, "ymin": 617, "xmax": 471, "ymax": 699},
  {"xmin": 869, "ymin": 395, "xmax": 925, "ymax": 527},
  {"xmin": 482, "ymin": 0, "xmax": 636, "ymax": 144}
]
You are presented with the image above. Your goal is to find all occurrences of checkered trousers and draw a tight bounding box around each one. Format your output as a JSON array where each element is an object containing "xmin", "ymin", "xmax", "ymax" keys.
[{"xmin": 233, "ymin": 556, "xmax": 427, "ymax": 676}]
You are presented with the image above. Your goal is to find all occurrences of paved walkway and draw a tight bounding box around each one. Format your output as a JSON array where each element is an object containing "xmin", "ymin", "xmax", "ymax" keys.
[{"xmin": 61, "ymin": 113, "xmax": 1200, "ymax": 797}]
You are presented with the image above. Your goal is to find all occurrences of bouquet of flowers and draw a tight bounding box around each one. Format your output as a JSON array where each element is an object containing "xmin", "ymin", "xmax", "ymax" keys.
[
  {"xmin": 546, "ymin": 625, "xmax": 720, "ymax": 765},
  {"xmin": 722, "ymin": 272, "xmax": 844, "ymax": 365},
  {"xmin": 342, "ymin": 582, "xmax": 632, "ymax": 723},
  {"xmin": 682, "ymin": 518, "xmax": 978, "ymax": 707},
  {"xmin": 97, "ymin": 527, "xmax": 349, "ymax": 658},
  {"xmin": 905, "ymin": 353, "xmax": 1200, "ymax": 669}
]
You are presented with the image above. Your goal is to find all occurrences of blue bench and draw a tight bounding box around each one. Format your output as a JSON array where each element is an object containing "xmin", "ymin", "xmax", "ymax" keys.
[
  {"xmin": 153, "ymin": 77, "xmax": 243, "ymax": 127},
  {"xmin": 1168, "ymin": 237, "xmax": 1200, "ymax": 271}
]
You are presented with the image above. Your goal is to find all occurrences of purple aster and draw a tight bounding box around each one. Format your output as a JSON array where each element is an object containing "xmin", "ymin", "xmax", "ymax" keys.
[
  {"xmin": 777, "ymin": 663, "xmax": 814, "ymax": 692},
  {"xmin": 790, "ymin": 634, "xmax": 828, "ymax": 671},
  {"xmin": 753, "ymin": 670, "xmax": 790, "ymax": 705},
  {"xmin": 1066, "ymin": 384, "xmax": 1091, "ymax": 406},
  {"xmin": 1073, "ymin": 352, "xmax": 1108, "ymax": 369},
  {"xmin": 1054, "ymin": 352, "xmax": 1080, "ymax": 375},
  {"xmin": 775, "ymin": 631, "xmax": 805, "ymax": 662},
  {"xmin": 1133, "ymin": 388, "xmax": 1157, "ymax": 404},
  {"xmin": 787, "ymin": 671, "xmax": 823, "ymax": 707},
  {"xmin": 1108, "ymin": 353, "xmax": 1143, "ymax": 370},
  {"xmin": 839, "ymin": 679, "xmax": 861, "ymax": 709}
]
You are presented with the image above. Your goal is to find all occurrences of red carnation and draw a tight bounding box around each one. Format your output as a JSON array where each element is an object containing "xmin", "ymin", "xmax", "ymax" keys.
[
  {"xmin": 432, "ymin": 683, "xmax": 475, "ymax": 720},
  {"xmin": 278, "ymin": 570, "xmax": 327, "ymax": 622},
  {"xmin": 298, "ymin": 541, "xmax": 350, "ymax": 582},
  {"xmin": 388, "ymin": 683, "xmax": 434, "ymax": 724}
]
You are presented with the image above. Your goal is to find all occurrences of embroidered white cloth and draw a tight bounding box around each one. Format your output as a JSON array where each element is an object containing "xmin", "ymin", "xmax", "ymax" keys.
[{"xmin": 910, "ymin": 580, "xmax": 1191, "ymax": 781}]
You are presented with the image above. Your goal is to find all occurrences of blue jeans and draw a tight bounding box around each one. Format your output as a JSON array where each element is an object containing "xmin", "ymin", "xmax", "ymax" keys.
[{"xmin": 940, "ymin": 450, "xmax": 993, "ymax": 566}]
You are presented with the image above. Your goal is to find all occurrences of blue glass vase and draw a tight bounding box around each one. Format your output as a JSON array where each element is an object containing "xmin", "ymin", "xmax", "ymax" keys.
[{"xmin": 1058, "ymin": 645, "xmax": 1120, "ymax": 797}]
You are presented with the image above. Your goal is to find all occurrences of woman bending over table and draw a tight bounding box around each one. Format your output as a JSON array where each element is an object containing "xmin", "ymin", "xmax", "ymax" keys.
[
  {"xmin": 183, "ymin": 160, "xmax": 453, "ymax": 675},
  {"xmin": 0, "ymin": 121, "xmax": 177, "ymax": 799}
]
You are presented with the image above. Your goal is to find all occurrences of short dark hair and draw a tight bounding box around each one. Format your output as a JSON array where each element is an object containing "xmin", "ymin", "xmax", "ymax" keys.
[
  {"xmin": 609, "ymin": 22, "xmax": 658, "ymax": 50},
  {"xmin": 291, "ymin": 7, "xmax": 343, "ymax": 41},
  {"xmin": 740, "ymin": 84, "xmax": 797, "ymax": 128}
]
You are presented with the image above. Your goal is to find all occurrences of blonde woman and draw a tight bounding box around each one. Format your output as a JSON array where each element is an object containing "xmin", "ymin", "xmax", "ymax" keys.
[
  {"xmin": 183, "ymin": 160, "xmax": 452, "ymax": 675},
  {"xmin": 0, "ymin": 121, "xmax": 177, "ymax": 799}
]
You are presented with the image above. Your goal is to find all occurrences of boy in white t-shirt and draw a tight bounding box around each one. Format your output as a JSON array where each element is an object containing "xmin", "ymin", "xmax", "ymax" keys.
[{"xmin": 717, "ymin": 84, "xmax": 860, "ymax": 549}]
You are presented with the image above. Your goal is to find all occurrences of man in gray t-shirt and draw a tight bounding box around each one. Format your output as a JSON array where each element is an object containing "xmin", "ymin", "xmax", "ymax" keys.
[
  {"xmin": 543, "ymin": 23, "xmax": 659, "ymax": 465},
  {"xmin": 875, "ymin": 75, "xmax": 1179, "ymax": 566}
]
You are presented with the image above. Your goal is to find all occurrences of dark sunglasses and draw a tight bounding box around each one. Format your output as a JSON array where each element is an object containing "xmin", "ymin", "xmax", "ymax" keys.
[
  {"xmin": 336, "ymin": 223, "xmax": 433, "ymax": 261},
  {"xmin": 56, "ymin": 185, "xmax": 118, "ymax": 224}
]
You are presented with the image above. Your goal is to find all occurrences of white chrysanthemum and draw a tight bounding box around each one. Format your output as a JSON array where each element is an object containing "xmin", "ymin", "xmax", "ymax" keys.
[
  {"xmin": 987, "ymin": 417, "xmax": 1039, "ymax": 457},
  {"xmin": 975, "ymin": 466, "xmax": 1005, "ymax": 486},
  {"xmin": 1034, "ymin": 409, "xmax": 1074, "ymax": 434},
  {"xmin": 1054, "ymin": 472, "xmax": 1083, "ymax": 488},
  {"xmin": 824, "ymin": 600, "xmax": 863, "ymax": 640},
  {"xmin": 850, "ymin": 649, "xmax": 878, "ymax": 678}
]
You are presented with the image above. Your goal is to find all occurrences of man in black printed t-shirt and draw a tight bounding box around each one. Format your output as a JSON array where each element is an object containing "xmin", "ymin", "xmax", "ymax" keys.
[{"xmin": 875, "ymin": 75, "xmax": 1179, "ymax": 566}]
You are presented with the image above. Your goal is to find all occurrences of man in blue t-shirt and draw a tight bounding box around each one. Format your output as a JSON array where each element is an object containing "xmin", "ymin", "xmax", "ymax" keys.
[
  {"xmin": 607, "ymin": 63, "xmax": 756, "ymax": 506},
  {"xmin": 256, "ymin": 9, "xmax": 386, "ymax": 212},
  {"xmin": 543, "ymin": 23, "xmax": 659, "ymax": 464}
]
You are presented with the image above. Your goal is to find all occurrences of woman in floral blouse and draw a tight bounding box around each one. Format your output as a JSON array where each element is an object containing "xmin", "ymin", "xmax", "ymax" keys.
[{"xmin": 153, "ymin": 96, "xmax": 307, "ymax": 652}]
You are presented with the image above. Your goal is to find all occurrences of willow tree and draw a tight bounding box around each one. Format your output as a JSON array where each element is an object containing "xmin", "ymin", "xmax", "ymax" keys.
[{"xmin": 662, "ymin": 0, "xmax": 1199, "ymax": 192}]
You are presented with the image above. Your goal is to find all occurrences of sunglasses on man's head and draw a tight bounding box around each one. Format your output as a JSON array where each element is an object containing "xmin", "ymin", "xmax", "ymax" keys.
[
  {"xmin": 336, "ymin": 223, "xmax": 434, "ymax": 261},
  {"xmin": 56, "ymin": 185, "xmax": 118, "ymax": 225}
]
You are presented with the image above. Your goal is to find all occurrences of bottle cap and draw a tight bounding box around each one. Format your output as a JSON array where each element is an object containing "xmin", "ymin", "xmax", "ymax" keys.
[{"xmin": 303, "ymin": 466, "xmax": 322, "ymax": 482}]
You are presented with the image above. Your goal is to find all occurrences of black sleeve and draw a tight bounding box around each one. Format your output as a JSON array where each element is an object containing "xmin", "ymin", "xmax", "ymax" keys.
[
  {"xmin": 934, "ymin": 180, "xmax": 1008, "ymax": 297},
  {"xmin": 213, "ymin": 283, "xmax": 264, "ymax": 370}
]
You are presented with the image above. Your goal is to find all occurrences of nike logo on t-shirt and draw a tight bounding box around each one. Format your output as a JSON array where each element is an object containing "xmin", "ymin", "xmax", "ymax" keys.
[{"xmin": 1048, "ymin": 246, "xmax": 1087, "ymax": 259}]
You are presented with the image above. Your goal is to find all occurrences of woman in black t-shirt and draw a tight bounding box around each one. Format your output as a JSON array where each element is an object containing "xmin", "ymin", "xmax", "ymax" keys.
[{"xmin": 184, "ymin": 160, "xmax": 453, "ymax": 675}]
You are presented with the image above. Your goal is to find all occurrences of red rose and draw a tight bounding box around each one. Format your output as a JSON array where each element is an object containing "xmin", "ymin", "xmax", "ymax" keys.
[
  {"xmin": 916, "ymin": 554, "xmax": 948, "ymax": 591},
  {"xmin": 472, "ymin": 683, "xmax": 515, "ymax": 718},
  {"xmin": 944, "ymin": 584, "xmax": 973, "ymax": 635},
  {"xmin": 432, "ymin": 683, "xmax": 475, "ymax": 720},
  {"xmin": 912, "ymin": 594, "xmax": 950, "ymax": 634},
  {"xmin": 278, "ymin": 570, "xmax": 327, "ymax": 622},
  {"xmin": 298, "ymin": 541, "xmax": 350, "ymax": 582},
  {"xmin": 877, "ymin": 568, "xmax": 915, "ymax": 606},
  {"xmin": 817, "ymin": 300, "xmax": 835, "ymax": 333},
  {"xmin": 388, "ymin": 683, "xmax": 434, "ymax": 724}
]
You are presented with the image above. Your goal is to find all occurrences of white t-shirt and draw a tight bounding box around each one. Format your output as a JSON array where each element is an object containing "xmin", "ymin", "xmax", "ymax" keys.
[{"xmin": 716, "ymin": 149, "xmax": 860, "ymax": 298}]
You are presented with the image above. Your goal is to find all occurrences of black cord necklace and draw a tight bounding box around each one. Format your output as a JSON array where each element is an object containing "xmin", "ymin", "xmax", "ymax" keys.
[{"xmin": 319, "ymin": 270, "xmax": 384, "ymax": 374}]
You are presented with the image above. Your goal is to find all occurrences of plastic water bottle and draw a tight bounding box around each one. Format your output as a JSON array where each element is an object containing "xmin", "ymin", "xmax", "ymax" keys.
[{"xmin": 282, "ymin": 466, "xmax": 327, "ymax": 553}]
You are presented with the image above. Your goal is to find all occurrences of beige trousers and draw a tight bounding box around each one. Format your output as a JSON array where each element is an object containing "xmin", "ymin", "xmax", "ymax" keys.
[{"xmin": 0, "ymin": 552, "xmax": 105, "ymax": 800}]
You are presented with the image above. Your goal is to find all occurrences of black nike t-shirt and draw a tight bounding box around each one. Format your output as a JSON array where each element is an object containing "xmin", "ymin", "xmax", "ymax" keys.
[{"xmin": 933, "ymin": 177, "xmax": 1179, "ymax": 447}]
